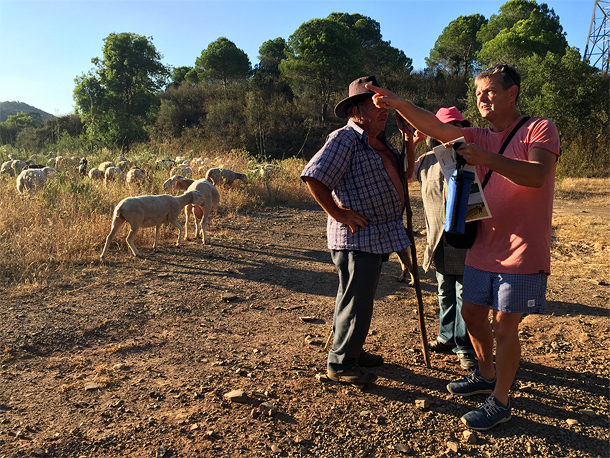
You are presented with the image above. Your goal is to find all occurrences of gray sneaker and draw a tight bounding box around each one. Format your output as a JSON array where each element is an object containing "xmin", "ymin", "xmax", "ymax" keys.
[
  {"xmin": 447, "ymin": 369, "xmax": 495, "ymax": 396},
  {"xmin": 461, "ymin": 395, "xmax": 511, "ymax": 430},
  {"xmin": 458, "ymin": 353, "xmax": 478, "ymax": 371}
]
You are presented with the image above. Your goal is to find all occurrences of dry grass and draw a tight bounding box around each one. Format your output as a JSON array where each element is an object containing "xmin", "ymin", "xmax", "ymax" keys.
[
  {"xmin": 0, "ymin": 152, "xmax": 312, "ymax": 287},
  {"xmin": 551, "ymin": 177, "xmax": 609, "ymax": 284}
]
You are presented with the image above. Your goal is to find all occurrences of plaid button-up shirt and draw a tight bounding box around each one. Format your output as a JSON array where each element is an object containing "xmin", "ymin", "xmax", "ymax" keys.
[{"xmin": 301, "ymin": 121, "xmax": 411, "ymax": 254}]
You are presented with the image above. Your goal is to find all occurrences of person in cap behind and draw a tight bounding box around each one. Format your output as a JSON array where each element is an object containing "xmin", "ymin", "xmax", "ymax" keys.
[
  {"xmin": 402, "ymin": 107, "xmax": 477, "ymax": 372},
  {"xmin": 301, "ymin": 76, "xmax": 412, "ymax": 386}
]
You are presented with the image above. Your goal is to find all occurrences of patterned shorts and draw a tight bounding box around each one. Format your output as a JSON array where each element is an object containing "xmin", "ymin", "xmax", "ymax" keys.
[{"xmin": 462, "ymin": 266, "xmax": 548, "ymax": 314}]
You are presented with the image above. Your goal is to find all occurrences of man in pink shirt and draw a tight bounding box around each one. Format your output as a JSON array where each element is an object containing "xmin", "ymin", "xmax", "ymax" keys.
[{"xmin": 368, "ymin": 64, "xmax": 560, "ymax": 430}]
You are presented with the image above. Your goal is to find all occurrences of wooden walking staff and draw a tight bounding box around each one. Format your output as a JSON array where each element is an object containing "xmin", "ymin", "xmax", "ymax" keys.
[{"xmin": 399, "ymin": 118, "xmax": 431, "ymax": 369}]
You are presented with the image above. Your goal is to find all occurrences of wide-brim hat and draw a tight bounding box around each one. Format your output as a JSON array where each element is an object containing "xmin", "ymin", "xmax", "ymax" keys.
[
  {"xmin": 334, "ymin": 76, "xmax": 379, "ymax": 119},
  {"xmin": 435, "ymin": 106, "xmax": 471, "ymax": 126}
]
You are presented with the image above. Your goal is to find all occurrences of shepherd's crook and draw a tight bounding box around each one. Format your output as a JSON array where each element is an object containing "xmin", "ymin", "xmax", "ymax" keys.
[{"xmin": 400, "ymin": 120, "xmax": 431, "ymax": 369}]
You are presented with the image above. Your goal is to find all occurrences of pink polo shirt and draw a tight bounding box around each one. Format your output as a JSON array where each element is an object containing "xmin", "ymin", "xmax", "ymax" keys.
[{"xmin": 462, "ymin": 116, "xmax": 560, "ymax": 274}]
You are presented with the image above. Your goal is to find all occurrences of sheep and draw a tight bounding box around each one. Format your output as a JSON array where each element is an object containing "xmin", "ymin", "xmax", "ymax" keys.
[
  {"xmin": 125, "ymin": 167, "xmax": 147, "ymax": 188},
  {"xmin": 100, "ymin": 189, "xmax": 206, "ymax": 261},
  {"xmin": 204, "ymin": 167, "xmax": 248, "ymax": 186},
  {"xmin": 163, "ymin": 175, "xmax": 220, "ymax": 244},
  {"xmin": 11, "ymin": 160, "xmax": 27, "ymax": 175},
  {"xmin": 78, "ymin": 158, "xmax": 88, "ymax": 176},
  {"xmin": 155, "ymin": 159, "xmax": 175, "ymax": 170},
  {"xmin": 104, "ymin": 166, "xmax": 124, "ymax": 187},
  {"xmin": 117, "ymin": 159, "xmax": 133, "ymax": 172},
  {"xmin": 1, "ymin": 161, "xmax": 15, "ymax": 176},
  {"xmin": 89, "ymin": 168, "xmax": 104, "ymax": 180},
  {"xmin": 395, "ymin": 248, "xmax": 415, "ymax": 286},
  {"xmin": 170, "ymin": 164, "xmax": 192, "ymax": 178},
  {"xmin": 16, "ymin": 167, "xmax": 56, "ymax": 194},
  {"xmin": 98, "ymin": 161, "xmax": 115, "ymax": 173}
]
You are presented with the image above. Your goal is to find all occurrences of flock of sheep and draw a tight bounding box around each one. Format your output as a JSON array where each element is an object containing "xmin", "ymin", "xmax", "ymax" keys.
[{"xmin": 2, "ymin": 152, "xmax": 282, "ymax": 261}]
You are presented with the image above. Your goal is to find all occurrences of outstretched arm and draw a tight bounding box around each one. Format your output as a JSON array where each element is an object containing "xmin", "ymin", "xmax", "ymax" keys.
[{"xmin": 367, "ymin": 84, "xmax": 462, "ymax": 144}]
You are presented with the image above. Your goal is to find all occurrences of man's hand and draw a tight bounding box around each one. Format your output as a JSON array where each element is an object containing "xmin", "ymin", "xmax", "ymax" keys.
[
  {"xmin": 335, "ymin": 204, "xmax": 368, "ymax": 233},
  {"xmin": 367, "ymin": 84, "xmax": 402, "ymax": 110}
]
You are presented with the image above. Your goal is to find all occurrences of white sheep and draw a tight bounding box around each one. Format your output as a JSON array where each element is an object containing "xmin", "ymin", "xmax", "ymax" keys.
[
  {"xmin": 16, "ymin": 167, "xmax": 56, "ymax": 194},
  {"xmin": 163, "ymin": 175, "xmax": 220, "ymax": 244},
  {"xmin": 11, "ymin": 160, "xmax": 27, "ymax": 175},
  {"xmin": 126, "ymin": 167, "xmax": 147, "ymax": 188},
  {"xmin": 100, "ymin": 189, "xmax": 206, "ymax": 261},
  {"xmin": 117, "ymin": 160, "xmax": 133, "ymax": 172},
  {"xmin": 1, "ymin": 161, "xmax": 14, "ymax": 176},
  {"xmin": 89, "ymin": 168, "xmax": 104, "ymax": 180},
  {"xmin": 170, "ymin": 164, "xmax": 192, "ymax": 178},
  {"xmin": 104, "ymin": 166, "xmax": 124, "ymax": 187},
  {"xmin": 98, "ymin": 161, "xmax": 115, "ymax": 173},
  {"xmin": 204, "ymin": 167, "xmax": 248, "ymax": 186}
]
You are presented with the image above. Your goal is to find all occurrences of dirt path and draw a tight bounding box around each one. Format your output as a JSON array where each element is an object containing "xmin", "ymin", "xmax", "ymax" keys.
[{"xmin": 0, "ymin": 191, "xmax": 608, "ymax": 457}]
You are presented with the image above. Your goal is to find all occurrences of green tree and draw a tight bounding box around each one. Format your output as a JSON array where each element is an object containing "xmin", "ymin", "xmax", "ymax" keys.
[
  {"xmin": 426, "ymin": 14, "xmax": 488, "ymax": 77},
  {"xmin": 0, "ymin": 112, "xmax": 36, "ymax": 146},
  {"xmin": 73, "ymin": 32, "xmax": 168, "ymax": 150},
  {"xmin": 256, "ymin": 38, "xmax": 288, "ymax": 77},
  {"xmin": 168, "ymin": 66, "xmax": 194, "ymax": 88},
  {"xmin": 195, "ymin": 37, "xmax": 251, "ymax": 88},
  {"xmin": 477, "ymin": 0, "xmax": 567, "ymax": 67},
  {"xmin": 519, "ymin": 48, "xmax": 609, "ymax": 177},
  {"xmin": 327, "ymin": 12, "xmax": 413, "ymax": 82},
  {"xmin": 280, "ymin": 18, "xmax": 363, "ymax": 123}
]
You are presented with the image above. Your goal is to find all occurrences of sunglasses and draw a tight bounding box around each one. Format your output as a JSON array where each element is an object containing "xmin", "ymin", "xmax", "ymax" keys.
[{"xmin": 482, "ymin": 64, "xmax": 520, "ymax": 90}]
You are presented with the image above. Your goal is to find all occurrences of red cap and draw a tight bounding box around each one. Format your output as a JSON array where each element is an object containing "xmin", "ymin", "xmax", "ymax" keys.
[{"xmin": 435, "ymin": 106, "xmax": 470, "ymax": 126}]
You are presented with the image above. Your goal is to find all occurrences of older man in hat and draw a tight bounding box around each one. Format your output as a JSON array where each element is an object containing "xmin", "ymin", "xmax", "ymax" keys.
[{"xmin": 301, "ymin": 76, "xmax": 412, "ymax": 386}]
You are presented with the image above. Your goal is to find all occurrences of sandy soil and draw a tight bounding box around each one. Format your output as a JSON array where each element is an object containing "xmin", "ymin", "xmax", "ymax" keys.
[{"xmin": 0, "ymin": 186, "xmax": 608, "ymax": 458}]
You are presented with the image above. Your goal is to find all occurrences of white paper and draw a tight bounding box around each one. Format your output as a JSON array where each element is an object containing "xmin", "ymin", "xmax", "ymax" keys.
[{"xmin": 432, "ymin": 137, "xmax": 492, "ymax": 222}]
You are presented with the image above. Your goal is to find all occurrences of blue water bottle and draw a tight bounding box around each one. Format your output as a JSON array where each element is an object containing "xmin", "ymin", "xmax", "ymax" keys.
[{"xmin": 445, "ymin": 167, "xmax": 475, "ymax": 234}]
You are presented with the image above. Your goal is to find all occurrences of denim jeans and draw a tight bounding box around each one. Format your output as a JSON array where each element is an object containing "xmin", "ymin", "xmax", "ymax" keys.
[
  {"xmin": 435, "ymin": 270, "xmax": 474, "ymax": 355},
  {"xmin": 327, "ymin": 250, "xmax": 384, "ymax": 373}
]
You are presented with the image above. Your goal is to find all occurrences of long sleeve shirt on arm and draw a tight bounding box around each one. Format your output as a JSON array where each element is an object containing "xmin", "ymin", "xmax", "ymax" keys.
[{"xmin": 301, "ymin": 120, "xmax": 411, "ymax": 254}]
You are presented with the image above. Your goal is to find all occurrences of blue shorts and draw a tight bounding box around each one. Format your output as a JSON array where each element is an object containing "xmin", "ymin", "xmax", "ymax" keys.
[{"xmin": 462, "ymin": 266, "xmax": 548, "ymax": 314}]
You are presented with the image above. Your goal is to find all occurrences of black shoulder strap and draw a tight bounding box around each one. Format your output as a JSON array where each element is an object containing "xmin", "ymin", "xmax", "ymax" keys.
[{"xmin": 480, "ymin": 116, "xmax": 531, "ymax": 189}]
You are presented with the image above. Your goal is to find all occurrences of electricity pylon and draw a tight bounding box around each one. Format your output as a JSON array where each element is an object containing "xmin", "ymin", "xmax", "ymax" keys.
[{"xmin": 584, "ymin": 0, "xmax": 609, "ymax": 73}]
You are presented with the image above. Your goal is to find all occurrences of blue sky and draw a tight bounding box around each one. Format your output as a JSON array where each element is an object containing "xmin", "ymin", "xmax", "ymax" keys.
[{"xmin": 0, "ymin": 0, "xmax": 596, "ymax": 116}]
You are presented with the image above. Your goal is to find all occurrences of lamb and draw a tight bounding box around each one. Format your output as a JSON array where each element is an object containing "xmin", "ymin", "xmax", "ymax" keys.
[
  {"xmin": 163, "ymin": 175, "xmax": 220, "ymax": 244},
  {"xmin": 204, "ymin": 167, "xmax": 248, "ymax": 186},
  {"xmin": 100, "ymin": 190, "xmax": 205, "ymax": 261},
  {"xmin": 16, "ymin": 167, "xmax": 56, "ymax": 194}
]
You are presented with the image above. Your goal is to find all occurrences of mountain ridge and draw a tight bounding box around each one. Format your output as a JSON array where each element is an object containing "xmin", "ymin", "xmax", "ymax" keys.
[{"xmin": 0, "ymin": 101, "xmax": 54, "ymax": 123}]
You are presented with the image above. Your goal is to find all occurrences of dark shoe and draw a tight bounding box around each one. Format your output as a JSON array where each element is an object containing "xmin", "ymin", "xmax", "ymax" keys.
[
  {"xmin": 327, "ymin": 366, "xmax": 378, "ymax": 386},
  {"xmin": 428, "ymin": 339, "xmax": 455, "ymax": 353},
  {"xmin": 461, "ymin": 395, "xmax": 511, "ymax": 430},
  {"xmin": 358, "ymin": 350, "xmax": 384, "ymax": 367},
  {"xmin": 447, "ymin": 369, "xmax": 496, "ymax": 396},
  {"xmin": 458, "ymin": 353, "xmax": 478, "ymax": 371}
]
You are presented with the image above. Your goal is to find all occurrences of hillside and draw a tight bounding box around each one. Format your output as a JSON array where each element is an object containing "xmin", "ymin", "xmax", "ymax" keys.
[{"xmin": 0, "ymin": 101, "xmax": 54, "ymax": 123}]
